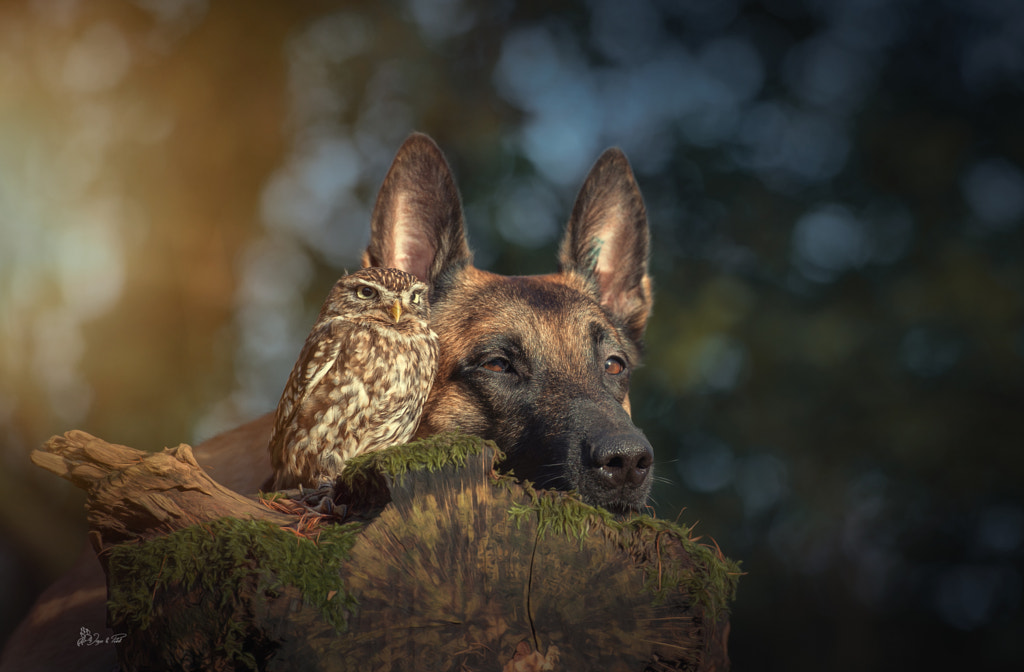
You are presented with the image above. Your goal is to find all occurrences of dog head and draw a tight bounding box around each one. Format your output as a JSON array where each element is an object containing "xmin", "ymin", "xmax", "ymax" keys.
[{"xmin": 363, "ymin": 133, "xmax": 654, "ymax": 513}]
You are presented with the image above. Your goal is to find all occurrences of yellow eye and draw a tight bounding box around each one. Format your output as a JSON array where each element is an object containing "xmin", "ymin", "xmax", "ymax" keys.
[
  {"xmin": 410, "ymin": 291, "xmax": 422, "ymax": 305},
  {"xmin": 356, "ymin": 286, "xmax": 376, "ymax": 299}
]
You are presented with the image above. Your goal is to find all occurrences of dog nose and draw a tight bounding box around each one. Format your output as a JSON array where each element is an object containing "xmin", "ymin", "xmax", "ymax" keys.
[{"xmin": 593, "ymin": 435, "xmax": 654, "ymax": 488}]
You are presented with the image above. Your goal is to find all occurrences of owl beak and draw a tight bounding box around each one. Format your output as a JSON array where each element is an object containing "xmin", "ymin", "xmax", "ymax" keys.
[{"xmin": 390, "ymin": 300, "xmax": 403, "ymax": 323}]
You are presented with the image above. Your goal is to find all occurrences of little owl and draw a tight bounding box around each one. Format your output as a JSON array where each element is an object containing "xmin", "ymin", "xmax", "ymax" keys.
[{"xmin": 269, "ymin": 267, "xmax": 439, "ymax": 490}]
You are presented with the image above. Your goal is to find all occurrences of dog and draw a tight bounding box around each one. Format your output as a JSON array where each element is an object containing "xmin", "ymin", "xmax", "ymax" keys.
[
  {"xmin": 367, "ymin": 133, "xmax": 655, "ymax": 512},
  {"xmin": 0, "ymin": 132, "xmax": 655, "ymax": 670}
]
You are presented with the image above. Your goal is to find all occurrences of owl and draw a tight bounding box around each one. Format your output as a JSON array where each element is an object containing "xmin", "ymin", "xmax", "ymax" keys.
[{"xmin": 269, "ymin": 267, "xmax": 439, "ymax": 491}]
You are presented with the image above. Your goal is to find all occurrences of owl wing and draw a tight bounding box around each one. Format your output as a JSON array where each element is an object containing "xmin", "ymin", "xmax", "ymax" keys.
[{"xmin": 269, "ymin": 317, "xmax": 356, "ymax": 455}]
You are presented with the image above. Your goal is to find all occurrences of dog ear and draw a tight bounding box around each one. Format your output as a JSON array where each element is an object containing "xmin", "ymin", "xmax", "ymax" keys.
[
  {"xmin": 559, "ymin": 148, "xmax": 653, "ymax": 343},
  {"xmin": 363, "ymin": 133, "xmax": 473, "ymax": 289}
]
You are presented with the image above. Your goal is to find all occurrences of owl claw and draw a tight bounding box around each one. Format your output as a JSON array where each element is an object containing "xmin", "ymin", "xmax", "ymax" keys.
[
  {"xmin": 293, "ymin": 482, "xmax": 339, "ymax": 514},
  {"xmin": 309, "ymin": 498, "xmax": 335, "ymax": 515}
]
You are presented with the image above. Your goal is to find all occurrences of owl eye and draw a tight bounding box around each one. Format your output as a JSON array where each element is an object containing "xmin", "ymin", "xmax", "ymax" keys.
[
  {"xmin": 604, "ymin": 356, "xmax": 626, "ymax": 375},
  {"xmin": 410, "ymin": 291, "xmax": 422, "ymax": 305},
  {"xmin": 356, "ymin": 285, "xmax": 377, "ymax": 300}
]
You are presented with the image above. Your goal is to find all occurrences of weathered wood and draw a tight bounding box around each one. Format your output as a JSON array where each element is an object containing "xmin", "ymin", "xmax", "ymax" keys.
[
  {"xmin": 32, "ymin": 431, "xmax": 293, "ymax": 560},
  {"xmin": 30, "ymin": 431, "xmax": 740, "ymax": 671}
]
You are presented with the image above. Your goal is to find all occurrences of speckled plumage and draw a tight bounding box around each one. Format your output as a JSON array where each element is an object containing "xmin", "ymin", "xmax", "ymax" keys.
[{"xmin": 269, "ymin": 267, "xmax": 439, "ymax": 490}]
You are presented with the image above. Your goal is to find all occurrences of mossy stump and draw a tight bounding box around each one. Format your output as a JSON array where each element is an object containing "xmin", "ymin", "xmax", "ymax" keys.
[{"xmin": 33, "ymin": 431, "xmax": 740, "ymax": 671}]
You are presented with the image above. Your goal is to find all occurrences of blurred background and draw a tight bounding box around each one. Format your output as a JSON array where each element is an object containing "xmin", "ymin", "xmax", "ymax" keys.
[{"xmin": 1, "ymin": 0, "xmax": 1022, "ymax": 669}]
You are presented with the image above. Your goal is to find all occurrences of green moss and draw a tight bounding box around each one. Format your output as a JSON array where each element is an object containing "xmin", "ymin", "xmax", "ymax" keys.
[
  {"xmin": 508, "ymin": 489, "xmax": 616, "ymax": 546},
  {"xmin": 337, "ymin": 431, "xmax": 496, "ymax": 488},
  {"xmin": 506, "ymin": 489, "xmax": 741, "ymax": 620},
  {"xmin": 106, "ymin": 517, "xmax": 361, "ymax": 668},
  {"xmin": 621, "ymin": 516, "xmax": 743, "ymax": 619}
]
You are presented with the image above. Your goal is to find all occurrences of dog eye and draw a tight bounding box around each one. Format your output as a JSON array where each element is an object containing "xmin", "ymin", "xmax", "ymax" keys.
[
  {"xmin": 356, "ymin": 286, "xmax": 377, "ymax": 299},
  {"xmin": 604, "ymin": 356, "xmax": 626, "ymax": 375},
  {"xmin": 481, "ymin": 357, "xmax": 512, "ymax": 373}
]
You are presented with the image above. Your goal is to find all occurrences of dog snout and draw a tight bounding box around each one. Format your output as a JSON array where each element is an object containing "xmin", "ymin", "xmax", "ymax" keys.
[{"xmin": 593, "ymin": 434, "xmax": 654, "ymax": 488}]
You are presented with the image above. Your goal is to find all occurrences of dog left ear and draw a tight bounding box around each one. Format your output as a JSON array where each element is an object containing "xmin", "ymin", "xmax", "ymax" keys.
[{"xmin": 559, "ymin": 148, "xmax": 653, "ymax": 343}]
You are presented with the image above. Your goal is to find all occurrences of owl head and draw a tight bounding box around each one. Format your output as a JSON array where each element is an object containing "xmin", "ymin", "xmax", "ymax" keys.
[{"xmin": 321, "ymin": 267, "xmax": 430, "ymax": 328}]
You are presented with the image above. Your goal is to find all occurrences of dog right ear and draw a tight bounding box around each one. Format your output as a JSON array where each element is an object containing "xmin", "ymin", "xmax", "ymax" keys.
[
  {"xmin": 362, "ymin": 133, "xmax": 473, "ymax": 290},
  {"xmin": 559, "ymin": 148, "xmax": 653, "ymax": 344}
]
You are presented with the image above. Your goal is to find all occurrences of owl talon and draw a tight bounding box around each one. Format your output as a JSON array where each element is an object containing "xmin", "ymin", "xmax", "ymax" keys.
[
  {"xmin": 308, "ymin": 497, "xmax": 335, "ymax": 515},
  {"xmin": 291, "ymin": 483, "xmax": 338, "ymax": 514}
]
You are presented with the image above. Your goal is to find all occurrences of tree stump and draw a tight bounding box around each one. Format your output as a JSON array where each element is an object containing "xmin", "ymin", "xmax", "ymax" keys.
[{"xmin": 32, "ymin": 431, "xmax": 740, "ymax": 671}]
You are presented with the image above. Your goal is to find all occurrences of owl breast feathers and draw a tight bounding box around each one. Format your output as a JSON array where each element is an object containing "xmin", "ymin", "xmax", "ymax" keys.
[{"xmin": 269, "ymin": 267, "xmax": 440, "ymax": 490}]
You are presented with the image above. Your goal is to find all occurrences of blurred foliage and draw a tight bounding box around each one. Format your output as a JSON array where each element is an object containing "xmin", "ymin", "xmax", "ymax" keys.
[{"xmin": 1, "ymin": 0, "xmax": 1022, "ymax": 670}]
